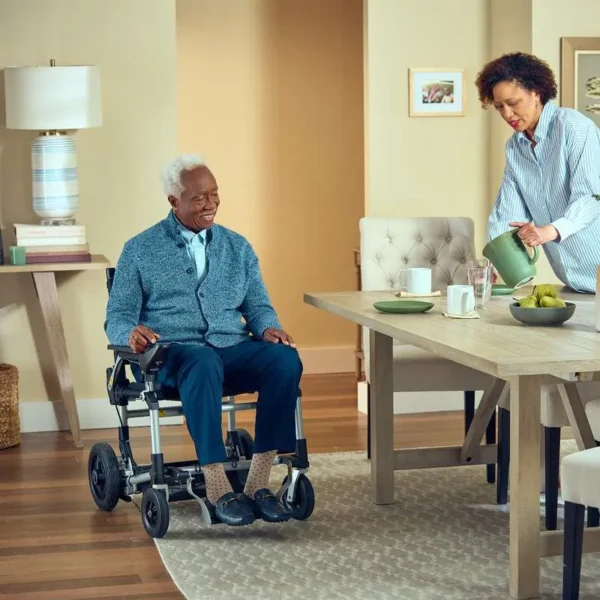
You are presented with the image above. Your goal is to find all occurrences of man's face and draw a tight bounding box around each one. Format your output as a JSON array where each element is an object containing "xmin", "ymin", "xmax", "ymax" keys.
[{"xmin": 169, "ymin": 166, "xmax": 220, "ymax": 232}]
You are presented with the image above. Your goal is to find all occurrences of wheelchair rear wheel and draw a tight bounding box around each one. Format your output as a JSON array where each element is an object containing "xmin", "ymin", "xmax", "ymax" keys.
[
  {"xmin": 281, "ymin": 474, "xmax": 315, "ymax": 521},
  {"xmin": 141, "ymin": 488, "xmax": 170, "ymax": 538},
  {"xmin": 88, "ymin": 442, "xmax": 123, "ymax": 511}
]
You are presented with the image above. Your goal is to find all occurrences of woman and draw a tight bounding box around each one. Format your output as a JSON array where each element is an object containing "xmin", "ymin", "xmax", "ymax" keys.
[{"xmin": 476, "ymin": 52, "xmax": 600, "ymax": 293}]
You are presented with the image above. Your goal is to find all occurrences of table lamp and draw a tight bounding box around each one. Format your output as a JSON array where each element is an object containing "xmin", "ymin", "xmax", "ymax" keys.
[{"xmin": 3, "ymin": 60, "xmax": 102, "ymax": 225}]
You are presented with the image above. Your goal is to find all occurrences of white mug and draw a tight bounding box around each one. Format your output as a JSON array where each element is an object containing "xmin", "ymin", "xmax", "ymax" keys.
[
  {"xmin": 398, "ymin": 268, "xmax": 432, "ymax": 295},
  {"xmin": 446, "ymin": 285, "xmax": 475, "ymax": 316}
]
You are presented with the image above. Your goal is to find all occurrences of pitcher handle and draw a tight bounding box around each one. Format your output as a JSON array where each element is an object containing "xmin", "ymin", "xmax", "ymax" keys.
[{"xmin": 528, "ymin": 246, "xmax": 539, "ymax": 265}]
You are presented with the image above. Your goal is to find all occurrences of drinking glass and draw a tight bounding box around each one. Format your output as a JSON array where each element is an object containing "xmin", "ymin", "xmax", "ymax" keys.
[{"xmin": 467, "ymin": 258, "xmax": 492, "ymax": 308}]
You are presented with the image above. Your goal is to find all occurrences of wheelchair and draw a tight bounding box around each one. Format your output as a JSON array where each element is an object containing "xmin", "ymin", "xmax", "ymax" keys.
[{"xmin": 87, "ymin": 268, "xmax": 315, "ymax": 538}]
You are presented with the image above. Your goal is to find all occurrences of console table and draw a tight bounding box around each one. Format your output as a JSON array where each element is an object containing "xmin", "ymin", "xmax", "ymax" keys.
[{"xmin": 0, "ymin": 255, "xmax": 111, "ymax": 448}]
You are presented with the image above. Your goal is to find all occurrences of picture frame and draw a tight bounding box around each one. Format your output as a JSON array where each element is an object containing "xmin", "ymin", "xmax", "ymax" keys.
[
  {"xmin": 561, "ymin": 37, "xmax": 600, "ymax": 127},
  {"xmin": 408, "ymin": 68, "xmax": 465, "ymax": 117}
]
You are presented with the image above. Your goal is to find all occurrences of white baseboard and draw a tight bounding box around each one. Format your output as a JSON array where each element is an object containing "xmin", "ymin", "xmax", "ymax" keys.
[
  {"xmin": 357, "ymin": 381, "xmax": 483, "ymax": 415},
  {"xmin": 19, "ymin": 398, "xmax": 184, "ymax": 433},
  {"xmin": 18, "ymin": 347, "xmax": 354, "ymax": 433},
  {"xmin": 299, "ymin": 346, "xmax": 354, "ymax": 374}
]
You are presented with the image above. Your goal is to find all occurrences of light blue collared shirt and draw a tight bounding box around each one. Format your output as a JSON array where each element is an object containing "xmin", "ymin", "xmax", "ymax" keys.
[
  {"xmin": 488, "ymin": 101, "xmax": 600, "ymax": 293},
  {"xmin": 177, "ymin": 220, "xmax": 208, "ymax": 282}
]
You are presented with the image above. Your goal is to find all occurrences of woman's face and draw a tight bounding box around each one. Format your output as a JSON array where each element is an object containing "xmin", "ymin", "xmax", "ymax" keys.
[{"xmin": 492, "ymin": 80, "xmax": 542, "ymax": 134}]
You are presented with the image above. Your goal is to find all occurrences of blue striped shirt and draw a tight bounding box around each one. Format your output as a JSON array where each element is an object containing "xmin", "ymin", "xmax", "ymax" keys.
[{"xmin": 488, "ymin": 101, "xmax": 600, "ymax": 293}]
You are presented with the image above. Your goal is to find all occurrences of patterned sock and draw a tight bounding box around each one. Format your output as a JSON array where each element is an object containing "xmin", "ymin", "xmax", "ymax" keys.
[
  {"xmin": 244, "ymin": 450, "xmax": 278, "ymax": 498},
  {"xmin": 203, "ymin": 463, "xmax": 233, "ymax": 505}
]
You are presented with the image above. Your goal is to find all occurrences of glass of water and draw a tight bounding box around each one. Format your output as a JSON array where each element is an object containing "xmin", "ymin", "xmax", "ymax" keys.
[{"xmin": 467, "ymin": 258, "xmax": 492, "ymax": 308}]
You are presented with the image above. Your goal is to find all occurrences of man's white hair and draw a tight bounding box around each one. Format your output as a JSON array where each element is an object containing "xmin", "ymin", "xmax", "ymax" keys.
[{"xmin": 160, "ymin": 154, "xmax": 207, "ymax": 199}]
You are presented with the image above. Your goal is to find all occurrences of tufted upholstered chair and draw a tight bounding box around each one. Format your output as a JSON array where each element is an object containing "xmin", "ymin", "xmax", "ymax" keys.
[
  {"xmin": 496, "ymin": 379, "xmax": 600, "ymax": 530},
  {"xmin": 560, "ymin": 444, "xmax": 600, "ymax": 599},
  {"xmin": 359, "ymin": 217, "xmax": 497, "ymax": 481}
]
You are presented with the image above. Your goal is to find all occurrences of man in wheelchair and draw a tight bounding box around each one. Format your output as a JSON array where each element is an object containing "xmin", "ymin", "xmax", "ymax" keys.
[{"xmin": 104, "ymin": 154, "xmax": 303, "ymax": 527}]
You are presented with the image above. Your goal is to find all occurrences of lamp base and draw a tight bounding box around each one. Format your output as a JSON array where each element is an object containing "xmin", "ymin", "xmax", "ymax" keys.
[
  {"xmin": 31, "ymin": 133, "xmax": 79, "ymax": 222},
  {"xmin": 40, "ymin": 217, "xmax": 77, "ymax": 226}
]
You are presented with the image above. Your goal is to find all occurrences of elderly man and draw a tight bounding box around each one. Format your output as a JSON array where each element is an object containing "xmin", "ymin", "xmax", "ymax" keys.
[{"xmin": 105, "ymin": 154, "xmax": 302, "ymax": 527}]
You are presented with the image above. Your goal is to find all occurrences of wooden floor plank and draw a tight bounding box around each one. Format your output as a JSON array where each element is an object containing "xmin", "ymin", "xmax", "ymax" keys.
[{"xmin": 0, "ymin": 373, "xmax": 466, "ymax": 598}]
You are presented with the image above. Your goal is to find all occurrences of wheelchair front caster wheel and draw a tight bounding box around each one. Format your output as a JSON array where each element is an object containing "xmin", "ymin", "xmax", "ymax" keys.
[
  {"xmin": 88, "ymin": 442, "xmax": 123, "ymax": 511},
  {"xmin": 141, "ymin": 488, "xmax": 170, "ymax": 538},
  {"xmin": 281, "ymin": 474, "xmax": 315, "ymax": 521}
]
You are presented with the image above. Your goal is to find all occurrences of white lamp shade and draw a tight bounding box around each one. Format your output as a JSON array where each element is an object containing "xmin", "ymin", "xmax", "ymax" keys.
[{"xmin": 4, "ymin": 65, "xmax": 102, "ymax": 130}]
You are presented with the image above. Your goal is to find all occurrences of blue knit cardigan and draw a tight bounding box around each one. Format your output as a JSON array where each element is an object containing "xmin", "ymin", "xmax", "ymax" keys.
[{"xmin": 105, "ymin": 210, "xmax": 282, "ymax": 347}]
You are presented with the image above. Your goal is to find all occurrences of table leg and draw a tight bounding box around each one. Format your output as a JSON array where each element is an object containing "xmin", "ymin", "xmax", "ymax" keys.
[
  {"xmin": 557, "ymin": 383, "xmax": 596, "ymax": 451},
  {"xmin": 32, "ymin": 272, "xmax": 83, "ymax": 448},
  {"xmin": 369, "ymin": 330, "xmax": 394, "ymax": 504},
  {"xmin": 509, "ymin": 375, "xmax": 541, "ymax": 599}
]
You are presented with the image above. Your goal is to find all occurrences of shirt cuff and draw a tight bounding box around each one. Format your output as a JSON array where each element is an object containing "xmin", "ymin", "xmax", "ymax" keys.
[{"xmin": 550, "ymin": 217, "xmax": 576, "ymax": 242}]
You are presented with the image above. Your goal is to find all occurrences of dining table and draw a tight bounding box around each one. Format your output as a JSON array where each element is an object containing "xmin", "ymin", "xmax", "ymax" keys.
[{"xmin": 304, "ymin": 286, "xmax": 600, "ymax": 600}]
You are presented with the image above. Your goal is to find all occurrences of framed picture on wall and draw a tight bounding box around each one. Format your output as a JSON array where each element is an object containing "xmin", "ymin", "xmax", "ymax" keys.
[
  {"xmin": 408, "ymin": 68, "xmax": 465, "ymax": 117},
  {"xmin": 561, "ymin": 37, "xmax": 600, "ymax": 127}
]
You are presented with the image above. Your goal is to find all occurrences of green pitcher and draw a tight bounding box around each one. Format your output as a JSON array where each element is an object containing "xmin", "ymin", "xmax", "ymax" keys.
[{"xmin": 482, "ymin": 229, "xmax": 539, "ymax": 289}]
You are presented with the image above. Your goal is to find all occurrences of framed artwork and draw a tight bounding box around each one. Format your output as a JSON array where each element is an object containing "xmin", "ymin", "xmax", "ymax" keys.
[
  {"xmin": 408, "ymin": 68, "xmax": 465, "ymax": 117},
  {"xmin": 561, "ymin": 37, "xmax": 600, "ymax": 126}
]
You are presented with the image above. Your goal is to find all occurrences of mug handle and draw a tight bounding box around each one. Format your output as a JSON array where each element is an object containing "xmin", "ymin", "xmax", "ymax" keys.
[
  {"xmin": 461, "ymin": 289, "xmax": 475, "ymax": 314},
  {"xmin": 528, "ymin": 246, "xmax": 539, "ymax": 265}
]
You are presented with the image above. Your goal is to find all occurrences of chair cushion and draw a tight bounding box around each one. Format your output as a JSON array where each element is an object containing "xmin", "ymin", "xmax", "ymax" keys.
[
  {"xmin": 498, "ymin": 382, "xmax": 600, "ymax": 428},
  {"xmin": 561, "ymin": 446, "xmax": 600, "ymax": 508}
]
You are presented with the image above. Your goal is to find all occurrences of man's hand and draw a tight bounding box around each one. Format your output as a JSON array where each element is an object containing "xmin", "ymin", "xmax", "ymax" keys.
[
  {"xmin": 263, "ymin": 327, "xmax": 296, "ymax": 348},
  {"xmin": 509, "ymin": 221, "xmax": 559, "ymax": 247},
  {"xmin": 128, "ymin": 325, "xmax": 160, "ymax": 353}
]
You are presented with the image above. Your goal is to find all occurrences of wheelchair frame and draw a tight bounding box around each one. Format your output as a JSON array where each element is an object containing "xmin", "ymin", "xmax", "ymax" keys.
[{"xmin": 88, "ymin": 268, "xmax": 314, "ymax": 538}]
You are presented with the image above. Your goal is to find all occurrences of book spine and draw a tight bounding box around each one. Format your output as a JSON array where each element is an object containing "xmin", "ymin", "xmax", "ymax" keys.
[
  {"xmin": 14, "ymin": 225, "xmax": 85, "ymax": 238},
  {"xmin": 25, "ymin": 253, "xmax": 91, "ymax": 264},
  {"xmin": 25, "ymin": 243, "xmax": 90, "ymax": 254},
  {"xmin": 17, "ymin": 236, "xmax": 87, "ymax": 247}
]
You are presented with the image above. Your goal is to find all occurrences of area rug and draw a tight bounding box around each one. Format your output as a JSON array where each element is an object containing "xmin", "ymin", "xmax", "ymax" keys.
[{"xmin": 153, "ymin": 446, "xmax": 600, "ymax": 600}]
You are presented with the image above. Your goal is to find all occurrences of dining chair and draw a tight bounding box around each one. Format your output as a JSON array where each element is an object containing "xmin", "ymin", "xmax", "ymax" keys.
[{"xmin": 360, "ymin": 216, "xmax": 496, "ymax": 480}]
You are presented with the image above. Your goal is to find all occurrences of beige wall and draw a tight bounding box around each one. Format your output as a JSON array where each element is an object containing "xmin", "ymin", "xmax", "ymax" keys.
[
  {"xmin": 0, "ymin": 0, "xmax": 177, "ymax": 402},
  {"xmin": 364, "ymin": 0, "xmax": 490, "ymax": 254},
  {"xmin": 177, "ymin": 0, "xmax": 364, "ymax": 349}
]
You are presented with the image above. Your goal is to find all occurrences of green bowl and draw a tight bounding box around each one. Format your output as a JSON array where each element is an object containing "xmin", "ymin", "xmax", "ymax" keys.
[{"xmin": 509, "ymin": 302, "xmax": 576, "ymax": 326}]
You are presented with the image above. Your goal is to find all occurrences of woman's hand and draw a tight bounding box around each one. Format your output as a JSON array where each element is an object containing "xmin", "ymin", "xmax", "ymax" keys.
[{"xmin": 509, "ymin": 221, "xmax": 559, "ymax": 247}]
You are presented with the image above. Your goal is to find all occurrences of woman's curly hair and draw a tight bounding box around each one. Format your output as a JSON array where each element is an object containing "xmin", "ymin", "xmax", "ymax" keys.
[{"xmin": 475, "ymin": 52, "xmax": 557, "ymax": 108}]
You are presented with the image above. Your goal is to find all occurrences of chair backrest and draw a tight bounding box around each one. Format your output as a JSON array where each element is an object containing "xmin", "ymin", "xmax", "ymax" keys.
[
  {"xmin": 359, "ymin": 216, "xmax": 476, "ymax": 293},
  {"xmin": 106, "ymin": 267, "xmax": 116, "ymax": 295},
  {"xmin": 359, "ymin": 217, "xmax": 477, "ymax": 374}
]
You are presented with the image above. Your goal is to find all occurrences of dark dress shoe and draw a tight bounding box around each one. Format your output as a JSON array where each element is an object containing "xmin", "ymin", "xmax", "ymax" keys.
[
  {"xmin": 208, "ymin": 492, "xmax": 255, "ymax": 526},
  {"xmin": 240, "ymin": 488, "xmax": 291, "ymax": 523}
]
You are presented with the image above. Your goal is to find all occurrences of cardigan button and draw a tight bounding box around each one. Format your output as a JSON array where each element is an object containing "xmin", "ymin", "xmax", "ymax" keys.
[{"xmin": 186, "ymin": 267, "xmax": 193, "ymax": 274}]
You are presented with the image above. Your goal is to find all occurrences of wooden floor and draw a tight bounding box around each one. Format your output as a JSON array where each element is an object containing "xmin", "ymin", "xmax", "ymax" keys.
[{"xmin": 0, "ymin": 373, "xmax": 466, "ymax": 600}]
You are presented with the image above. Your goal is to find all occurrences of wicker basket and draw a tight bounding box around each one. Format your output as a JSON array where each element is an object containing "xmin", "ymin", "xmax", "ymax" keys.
[{"xmin": 0, "ymin": 364, "xmax": 20, "ymax": 450}]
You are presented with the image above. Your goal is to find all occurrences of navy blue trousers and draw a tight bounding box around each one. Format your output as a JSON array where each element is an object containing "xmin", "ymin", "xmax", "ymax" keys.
[{"xmin": 155, "ymin": 340, "xmax": 303, "ymax": 465}]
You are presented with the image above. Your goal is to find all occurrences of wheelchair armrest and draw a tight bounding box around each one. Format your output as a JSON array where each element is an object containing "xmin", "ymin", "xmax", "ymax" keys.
[{"xmin": 108, "ymin": 342, "xmax": 172, "ymax": 373}]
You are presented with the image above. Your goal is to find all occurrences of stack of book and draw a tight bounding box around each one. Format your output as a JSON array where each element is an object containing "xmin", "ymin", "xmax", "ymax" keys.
[{"xmin": 14, "ymin": 223, "xmax": 91, "ymax": 264}]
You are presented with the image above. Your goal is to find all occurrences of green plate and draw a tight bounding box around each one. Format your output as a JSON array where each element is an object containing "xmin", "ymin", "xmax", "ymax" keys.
[
  {"xmin": 373, "ymin": 300, "xmax": 434, "ymax": 314},
  {"xmin": 491, "ymin": 284, "xmax": 516, "ymax": 296}
]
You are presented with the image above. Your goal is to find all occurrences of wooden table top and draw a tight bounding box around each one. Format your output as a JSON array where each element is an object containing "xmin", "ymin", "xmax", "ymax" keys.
[
  {"xmin": 304, "ymin": 288, "xmax": 600, "ymax": 378},
  {"xmin": 0, "ymin": 254, "xmax": 110, "ymax": 274}
]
